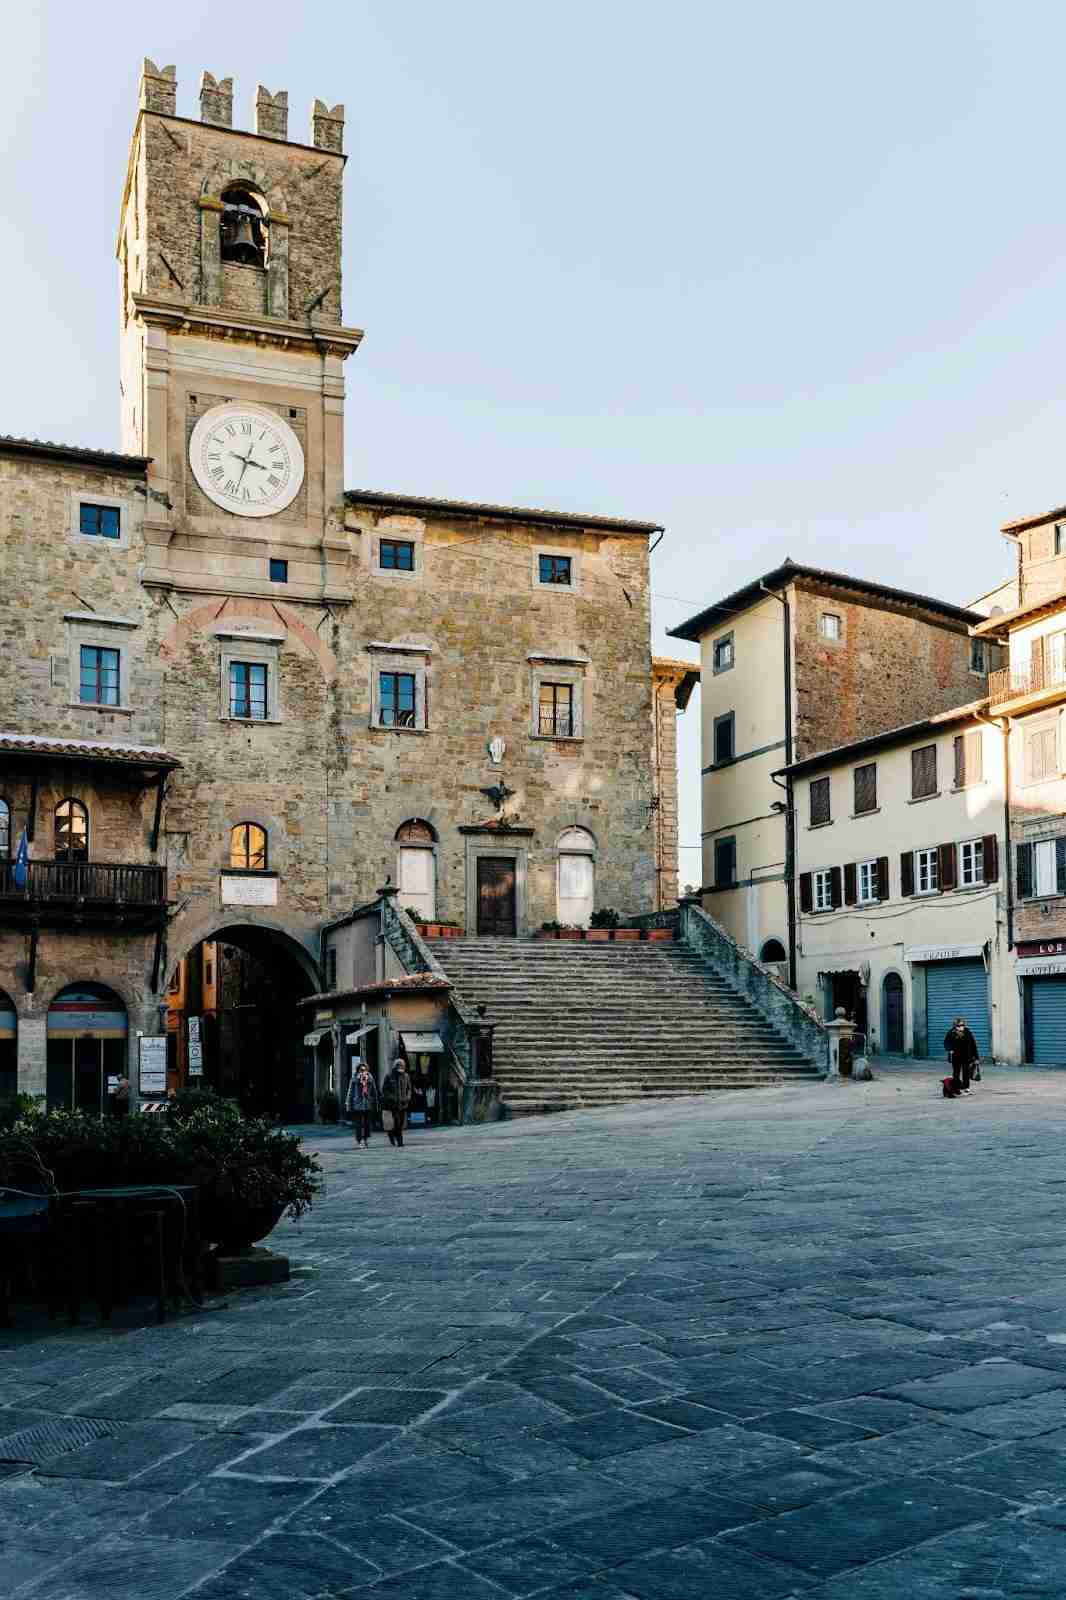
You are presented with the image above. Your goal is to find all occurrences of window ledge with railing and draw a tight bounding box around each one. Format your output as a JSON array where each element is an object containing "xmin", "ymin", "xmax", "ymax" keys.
[
  {"xmin": 990, "ymin": 664, "xmax": 1066, "ymax": 706},
  {"xmin": 0, "ymin": 861, "xmax": 167, "ymax": 923}
]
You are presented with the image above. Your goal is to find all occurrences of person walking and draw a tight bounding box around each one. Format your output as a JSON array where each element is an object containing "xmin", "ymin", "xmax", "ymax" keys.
[
  {"xmin": 345, "ymin": 1061, "xmax": 379, "ymax": 1148},
  {"xmin": 382, "ymin": 1055, "xmax": 413, "ymax": 1148},
  {"xmin": 944, "ymin": 1017, "xmax": 979, "ymax": 1095},
  {"xmin": 109, "ymin": 1074, "xmax": 131, "ymax": 1118}
]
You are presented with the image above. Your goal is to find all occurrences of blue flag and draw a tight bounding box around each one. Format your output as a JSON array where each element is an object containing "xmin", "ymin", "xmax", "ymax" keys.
[{"xmin": 12, "ymin": 829, "xmax": 28, "ymax": 890}]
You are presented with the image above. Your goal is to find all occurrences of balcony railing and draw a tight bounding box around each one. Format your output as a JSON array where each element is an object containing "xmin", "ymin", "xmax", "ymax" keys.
[
  {"xmin": 990, "ymin": 660, "xmax": 1066, "ymax": 706},
  {"xmin": 0, "ymin": 861, "xmax": 167, "ymax": 908},
  {"xmin": 538, "ymin": 712, "xmax": 575, "ymax": 737}
]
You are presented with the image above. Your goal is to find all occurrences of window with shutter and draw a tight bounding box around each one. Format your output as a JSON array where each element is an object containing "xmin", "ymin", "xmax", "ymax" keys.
[
  {"xmin": 857, "ymin": 860, "xmax": 879, "ymax": 904},
  {"xmin": 1058, "ymin": 838, "xmax": 1066, "ymax": 897},
  {"xmin": 810, "ymin": 776, "xmax": 831, "ymax": 827},
  {"xmin": 714, "ymin": 836, "xmax": 736, "ymax": 888},
  {"xmin": 844, "ymin": 862, "xmax": 857, "ymax": 904},
  {"xmin": 981, "ymin": 835, "xmax": 998, "ymax": 883},
  {"xmin": 938, "ymin": 842, "xmax": 958, "ymax": 891},
  {"xmin": 877, "ymin": 855, "xmax": 890, "ymax": 899},
  {"xmin": 959, "ymin": 839, "xmax": 984, "ymax": 887},
  {"xmin": 954, "ymin": 731, "xmax": 983, "ymax": 788},
  {"xmin": 853, "ymin": 763, "xmax": 877, "ymax": 815},
  {"xmin": 813, "ymin": 869, "xmax": 834, "ymax": 911},
  {"xmin": 713, "ymin": 713, "xmax": 735, "ymax": 765},
  {"xmin": 915, "ymin": 847, "xmax": 939, "ymax": 894},
  {"xmin": 1017, "ymin": 842, "xmax": 1033, "ymax": 899},
  {"xmin": 911, "ymin": 745, "xmax": 937, "ymax": 799},
  {"xmin": 1026, "ymin": 726, "xmax": 1058, "ymax": 783},
  {"xmin": 799, "ymin": 872, "xmax": 813, "ymax": 913},
  {"xmin": 900, "ymin": 851, "xmax": 915, "ymax": 896}
]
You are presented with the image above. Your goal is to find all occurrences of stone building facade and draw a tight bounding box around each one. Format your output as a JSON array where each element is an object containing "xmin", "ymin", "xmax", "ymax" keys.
[{"xmin": 0, "ymin": 60, "xmax": 679, "ymax": 1114}]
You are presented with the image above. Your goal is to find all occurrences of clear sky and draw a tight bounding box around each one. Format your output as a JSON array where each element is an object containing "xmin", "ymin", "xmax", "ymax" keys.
[{"xmin": 4, "ymin": 2, "xmax": 1063, "ymax": 885}]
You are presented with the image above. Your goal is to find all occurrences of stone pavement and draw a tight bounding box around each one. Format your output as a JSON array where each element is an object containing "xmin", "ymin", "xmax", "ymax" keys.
[{"xmin": 9, "ymin": 1065, "xmax": 1066, "ymax": 1595}]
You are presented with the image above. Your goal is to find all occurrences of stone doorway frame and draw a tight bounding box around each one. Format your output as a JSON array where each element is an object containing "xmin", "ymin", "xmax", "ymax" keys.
[{"xmin": 460, "ymin": 826, "xmax": 534, "ymax": 938}]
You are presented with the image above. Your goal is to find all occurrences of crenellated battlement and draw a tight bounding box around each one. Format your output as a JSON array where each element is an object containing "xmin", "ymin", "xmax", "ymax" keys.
[{"xmin": 135, "ymin": 59, "xmax": 344, "ymax": 151}]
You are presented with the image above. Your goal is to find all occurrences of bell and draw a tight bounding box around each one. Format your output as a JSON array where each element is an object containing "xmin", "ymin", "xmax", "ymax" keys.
[{"xmin": 223, "ymin": 214, "xmax": 261, "ymax": 267}]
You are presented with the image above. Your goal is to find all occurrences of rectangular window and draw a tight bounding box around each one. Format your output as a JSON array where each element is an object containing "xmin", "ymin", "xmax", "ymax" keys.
[
  {"xmin": 229, "ymin": 661, "xmax": 268, "ymax": 721},
  {"xmin": 911, "ymin": 744, "xmax": 938, "ymax": 799},
  {"xmin": 713, "ymin": 836, "xmax": 736, "ymax": 888},
  {"xmin": 379, "ymin": 670, "xmax": 416, "ymax": 728},
  {"xmin": 269, "ymin": 558, "xmax": 288, "ymax": 583},
  {"xmin": 79, "ymin": 503, "xmax": 121, "ymax": 540},
  {"xmin": 853, "ymin": 763, "xmax": 877, "ymax": 815},
  {"xmin": 954, "ymin": 731, "xmax": 983, "ymax": 788},
  {"xmin": 538, "ymin": 553, "xmax": 572, "ymax": 586},
  {"xmin": 712, "ymin": 633, "xmax": 734, "ymax": 674},
  {"xmin": 1026, "ymin": 725, "xmax": 1059, "ymax": 783},
  {"xmin": 819, "ymin": 612, "xmax": 842, "ymax": 641},
  {"xmin": 79, "ymin": 645, "xmax": 120, "ymax": 706},
  {"xmin": 809, "ymin": 776, "xmax": 831, "ymax": 827},
  {"xmin": 915, "ymin": 846, "xmax": 939, "ymax": 894},
  {"xmin": 813, "ymin": 869, "xmax": 834, "ymax": 911},
  {"xmin": 380, "ymin": 539, "xmax": 415, "ymax": 572},
  {"xmin": 1057, "ymin": 524, "xmax": 1066, "ymax": 556},
  {"xmin": 713, "ymin": 712, "xmax": 735, "ymax": 765},
  {"xmin": 970, "ymin": 637, "xmax": 986, "ymax": 674},
  {"xmin": 538, "ymin": 682, "xmax": 574, "ymax": 737},
  {"xmin": 959, "ymin": 838, "xmax": 985, "ymax": 887},
  {"xmin": 857, "ymin": 860, "xmax": 879, "ymax": 904}
]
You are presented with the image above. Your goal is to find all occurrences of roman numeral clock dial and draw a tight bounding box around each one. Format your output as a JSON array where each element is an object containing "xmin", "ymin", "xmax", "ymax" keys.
[{"xmin": 189, "ymin": 404, "xmax": 305, "ymax": 519}]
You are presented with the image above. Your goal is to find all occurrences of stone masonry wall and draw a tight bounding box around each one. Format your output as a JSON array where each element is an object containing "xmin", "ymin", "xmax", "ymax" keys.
[{"xmin": 792, "ymin": 585, "xmax": 986, "ymax": 761}]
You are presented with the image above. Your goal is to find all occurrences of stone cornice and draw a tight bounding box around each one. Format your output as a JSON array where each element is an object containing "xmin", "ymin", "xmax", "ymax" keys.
[{"xmin": 130, "ymin": 293, "xmax": 364, "ymax": 359}]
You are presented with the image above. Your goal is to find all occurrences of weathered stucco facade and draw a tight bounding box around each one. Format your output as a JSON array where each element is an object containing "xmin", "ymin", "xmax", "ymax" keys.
[{"xmin": 0, "ymin": 60, "xmax": 676, "ymax": 1112}]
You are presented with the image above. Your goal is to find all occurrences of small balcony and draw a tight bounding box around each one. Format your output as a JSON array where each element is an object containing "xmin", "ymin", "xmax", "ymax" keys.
[
  {"xmin": 0, "ymin": 861, "xmax": 168, "ymax": 929},
  {"xmin": 990, "ymin": 660, "xmax": 1066, "ymax": 711}
]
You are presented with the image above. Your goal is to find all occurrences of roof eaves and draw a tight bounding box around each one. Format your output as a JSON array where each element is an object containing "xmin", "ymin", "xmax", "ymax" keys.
[
  {"xmin": 0, "ymin": 435, "xmax": 150, "ymax": 474},
  {"xmin": 345, "ymin": 488, "xmax": 661, "ymax": 535},
  {"xmin": 776, "ymin": 697, "xmax": 991, "ymax": 778}
]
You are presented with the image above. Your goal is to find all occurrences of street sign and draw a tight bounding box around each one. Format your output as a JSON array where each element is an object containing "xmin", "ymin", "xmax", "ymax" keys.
[
  {"xmin": 139, "ymin": 1035, "xmax": 168, "ymax": 1095},
  {"xmin": 188, "ymin": 1015, "xmax": 204, "ymax": 1077}
]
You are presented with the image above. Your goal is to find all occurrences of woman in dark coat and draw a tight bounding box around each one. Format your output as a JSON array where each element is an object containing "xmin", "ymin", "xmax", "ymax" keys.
[
  {"xmin": 345, "ymin": 1062, "xmax": 379, "ymax": 1148},
  {"xmin": 944, "ymin": 1017, "xmax": 979, "ymax": 1095}
]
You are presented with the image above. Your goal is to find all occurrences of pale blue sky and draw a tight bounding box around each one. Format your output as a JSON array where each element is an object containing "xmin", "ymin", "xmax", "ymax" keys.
[{"xmin": 3, "ymin": 3, "xmax": 1063, "ymax": 880}]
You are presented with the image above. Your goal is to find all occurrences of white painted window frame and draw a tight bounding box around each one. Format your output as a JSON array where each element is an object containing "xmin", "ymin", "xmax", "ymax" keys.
[
  {"xmin": 857, "ymin": 859, "xmax": 879, "ymax": 904},
  {"xmin": 959, "ymin": 838, "xmax": 984, "ymax": 888},
  {"xmin": 813, "ymin": 869, "xmax": 834, "ymax": 911},
  {"xmin": 915, "ymin": 846, "xmax": 939, "ymax": 895}
]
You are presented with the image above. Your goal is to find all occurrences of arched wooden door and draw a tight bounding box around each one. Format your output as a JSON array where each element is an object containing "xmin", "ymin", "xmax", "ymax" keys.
[{"xmin": 882, "ymin": 972, "xmax": 905, "ymax": 1054}]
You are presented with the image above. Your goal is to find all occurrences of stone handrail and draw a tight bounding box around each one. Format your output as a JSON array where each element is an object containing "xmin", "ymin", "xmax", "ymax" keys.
[
  {"xmin": 679, "ymin": 901, "xmax": 829, "ymax": 1074},
  {"xmin": 379, "ymin": 894, "xmax": 477, "ymax": 1081}
]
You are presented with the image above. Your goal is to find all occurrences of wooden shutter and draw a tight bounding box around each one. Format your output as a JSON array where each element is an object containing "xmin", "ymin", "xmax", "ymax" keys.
[
  {"xmin": 982, "ymin": 835, "xmax": 998, "ymax": 883},
  {"xmin": 900, "ymin": 851, "xmax": 915, "ymax": 897},
  {"xmin": 1057, "ymin": 838, "xmax": 1066, "ymax": 897},
  {"xmin": 799, "ymin": 872, "xmax": 813, "ymax": 914},
  {"xmin": 1032, "ymin": 635, "xmax": 1047, "ymax": 691},
  {"xmin": 877, "ymin": 856, "xmax": 890, "ymax": 899},
  {"xmin": 1016, "ymin": 842, "xmax": 1033, "ymax": 899},
  {"xmin": 854, "ymin": 763, "xmax": 877, "ymax": 815},
  {"xmin": 953, "ymin": 735, "xmax": 964, "ymax": 788},
  {"xmin": 938, "ymin": 843, "xmax": 957, "ymax": 891},
  {"xmin": 843, "ymin": 862, "xmax": 857, "ymax": 905},
  {"xmin": 911, "ymin": 745, "xmax": 937, "ymax": 799},
  {"xmin": 810, "ymin": 777, "xmax": 830, "ymax": 827},
  {"xmin": 830, "ymin": 866, "xmax": 842, "ymax": 908}
]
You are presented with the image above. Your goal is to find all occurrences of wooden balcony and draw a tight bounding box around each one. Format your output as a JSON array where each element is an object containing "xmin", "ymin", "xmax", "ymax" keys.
[
  {"xmin": 0, "ymin": 861, "xmax": 168, "ymax": 929},
  {"xmin": 989, "ymin": 662, "xmax": 1066, "ymax": 711}
]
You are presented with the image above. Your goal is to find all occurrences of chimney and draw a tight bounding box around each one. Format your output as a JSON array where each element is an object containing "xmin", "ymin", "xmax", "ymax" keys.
[
  {"xmin": 255, "ymin": 85, "xmax": 288, "ymax": 140},
  {"xmin": 139, "ymin": 58, "xmax": 176, "ymax": 116},
  {"xmin": 200, "ymin": 71, "xmax": 234, "ymax": 127},
  {"xmin": 311, "ymin": 99, "xmax": 345, "ymax": 152}
]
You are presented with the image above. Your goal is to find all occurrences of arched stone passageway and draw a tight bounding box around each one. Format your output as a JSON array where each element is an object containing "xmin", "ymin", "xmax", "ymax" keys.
[{"xmin": 165, "ymin": 921, "xmax": 318, "ymax": 1122}]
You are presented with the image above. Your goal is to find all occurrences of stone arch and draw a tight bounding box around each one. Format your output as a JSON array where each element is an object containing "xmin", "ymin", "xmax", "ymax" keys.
[
  {"xmin": 760, "ymin": 938, "xmax": 787, "ymax": 964},
  {"xmin": 396, "ymin": 819, "xmax": 438, "ymax": 921},
  {"xmin": 557, "ymin": 827, "xmax": 597, "ymax": 928},
  {"xmin": 46, "ymin": 981, "xmax": 129, "ymax": 1113},
  {"xmin": 166, "ymin": 910, "xmax": 321, "ymax": 992}
]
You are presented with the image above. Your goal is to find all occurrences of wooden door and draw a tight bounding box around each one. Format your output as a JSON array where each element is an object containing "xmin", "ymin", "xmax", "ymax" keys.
[
  {"xmin": 477, "ymin": 857, "xmax": 517, "ymax": 936},
  {"xmin": 883, "ymin": 973, "xmax": 904, "ymax": 1054}
]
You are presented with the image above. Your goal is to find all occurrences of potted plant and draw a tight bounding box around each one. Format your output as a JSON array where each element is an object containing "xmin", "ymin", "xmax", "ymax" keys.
[
  {"xmin": 172, "ymin": 1109, "xmax": 322, "ymax": 1253},
  {"xmin": 423, "ymin": 919, "xmax": 464, "ymax": 939},
  {"xmin": 556, "ymin": 923, "xmax": 583, "ymax": 941},
  {"xmin": 587, "ymin": 909, "xmax": 619, "ymax": 942},
  {"xmin": 614, "ymin": 924, "xmax": 641, "ymax": 942},
  {"xmin": 537, "ymin": 920, "xmax": 563, "ymax": 940}
]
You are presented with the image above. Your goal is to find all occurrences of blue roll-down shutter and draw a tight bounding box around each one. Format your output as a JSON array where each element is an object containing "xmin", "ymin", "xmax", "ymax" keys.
[
  {"xmin": 1029, "ymin": 978, "xmax": 1066, "ymax": 1064},
  {"xmin": 925, "ymin": 959, "xmax": 991, "ymax": 1059}
]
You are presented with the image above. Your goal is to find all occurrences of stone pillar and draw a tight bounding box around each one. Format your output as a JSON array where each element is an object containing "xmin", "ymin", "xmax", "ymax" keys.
[
  {"xmin": 140, "ymin": 59, "xmax": 177, "ymax": 116},
  {"xmin": 265, "ymin": 214, "xmax": 290, "ymax": 317},
  {"xmin": 311, "ymin": 100, "xmax": 345, "ymax": 152},
  {"xmin": 200, "ymin": 72, "xmax": 234, "ymax": 127},
  {"xmin": 826, "ymin": 1018, "xmax": 856, "ymax": 1079},
  {"xmin": 17, "ymin": 1008, "xmax": 46, "ymax": 1100},
  {"xmin": 255, "ymin": 86, "xmax": 288, "ymax": 139}
]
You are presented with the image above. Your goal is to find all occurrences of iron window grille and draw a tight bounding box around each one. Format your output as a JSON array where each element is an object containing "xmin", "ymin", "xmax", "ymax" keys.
[
  {"xmin": 915, "ymin": 846, "xmax": 939, "ymax": 894},
  {"xmin": 853, "ymin": 763, "xmax": 877, "ymax": 815},
  {"xmin": 379, "ymin": 671, "xmax": 417, "ymax": 727},
  {"xmin": 911, "ymin": 744, "xmax": 938, "ymax": 799},
  {"xmin": 380, "ymin": 539, "xmax": 415, "ymax": 572},
  {"xmin": 954, "ymin": 731, "xmax": 983, "ymax": 788},
  {"xmin": 538, "ymin": 554, "xmax": 572, "ymax": 586},
  {"xmin": 229, "ymin": 662, "xmax": 268, "ymax": 721},
  {"xmin": 230, "ymin": 823, "xmax": 268, "ymax": 871},
  {"xmin": 810, "ymin": 776, "xmax": 831, "ymax": 827},
  {"xmin": 538, "ymin": 682, "xmax": 574, "ymax": 737},
  {"xmin": 55, "ymin": 799, "xmax": 89, "ymax": 863},
  {"xmin": 79, "ymin": 503, "xmax": 120, "ymax": 539},
  {"xmin": 959, "ymin": 839, "xmax": 984, "ymax": 887},
  {"xmin": 79, "ymin": 645, "xmax": 120, "ymax": 707}
]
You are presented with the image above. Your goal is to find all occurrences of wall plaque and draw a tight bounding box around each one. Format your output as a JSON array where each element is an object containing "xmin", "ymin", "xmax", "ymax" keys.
[{"xmin": 221, "ymin": 874, "xmax": 278, "ymax": 906}]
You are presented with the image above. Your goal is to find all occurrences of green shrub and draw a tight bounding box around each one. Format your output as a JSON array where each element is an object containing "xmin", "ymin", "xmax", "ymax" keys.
[
  {"xmin": 165, "ymin": 1088, "xmax": 240, "ymax": 1125},
  {"xmin": 589, "ymin": 908, "xmax": 620, "ymax": 928},
  {"xmin": 0, "ymin": 1092, "xmax": 41, "ymax": 1132}
]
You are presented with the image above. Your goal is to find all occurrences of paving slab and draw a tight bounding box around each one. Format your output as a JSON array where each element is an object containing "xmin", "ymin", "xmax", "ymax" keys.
[{"xmin": 805, "ymin": 1518, "xmax": 1066, "ymax": 1597}]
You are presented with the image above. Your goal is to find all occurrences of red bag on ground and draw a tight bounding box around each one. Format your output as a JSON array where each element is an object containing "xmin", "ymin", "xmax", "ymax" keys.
[{"xmin": 942, "ymin": 1076, "xmax": 959, "ymax": 1099}]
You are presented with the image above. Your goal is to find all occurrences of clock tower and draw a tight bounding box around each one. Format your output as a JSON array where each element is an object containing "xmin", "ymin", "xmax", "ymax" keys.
[{"xmin": 118, "ymin": 60, "xmax": 363, "ymax": 603}]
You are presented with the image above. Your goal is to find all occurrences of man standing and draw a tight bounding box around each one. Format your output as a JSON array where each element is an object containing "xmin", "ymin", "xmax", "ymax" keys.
[
  {"xmin": 110, "ymin": 1074, "xmax": 131, "ymax": 1118},
  {"xmin": 944, "ymin": 1017, "xmax": 979, "ymax": 1096},
  {"xmin": 382, "ymin": 1055, "xmax": 413, "ymax": 1148}
]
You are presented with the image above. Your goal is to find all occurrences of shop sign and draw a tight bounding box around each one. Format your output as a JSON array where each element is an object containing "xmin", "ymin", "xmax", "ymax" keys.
[
  {"xmin": 1017, "ymin": 940, "xmax": 1066, "ymax": 959},
  {"xmin": 904, "ymin": 943, "xmax": 984, "ymax": 964},
  {"xmin": 221, "ymin": 873, "xmax": 278, "ymax": 906},
  {"xmin": 188, "ymin": 1015, "xmax": 203, "ymax": 1077},
  {"xmin": 139, "ymin": 1035, "xmax": 168, "ymax": 1095},
  {"xmin": 1016, "ymin": 956, "xmax": 1066, "ymax": 977}
]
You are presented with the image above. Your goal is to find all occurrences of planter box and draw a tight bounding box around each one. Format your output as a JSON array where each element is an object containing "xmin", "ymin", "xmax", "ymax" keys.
[
  {"xmin": 585, "ymin": 928, "xmax": 612, "ymax": 942},
  {"xmin": 613, "ymin": 928, "xmax": 640, "ymax": 942},
  {"xmin": 557, "ymin": 930, "xmax": 583, "ymax": 941},
  {"xmin": 423, "ymin": 925, "xmax": 463, "ymax": 939},
  {"xmin": 535, "ymin": 930, "xmax": 559, "ymax": 940},
  {"xmin": 645, "ymin": 927, "xmax": 676, "ymax": 942}
]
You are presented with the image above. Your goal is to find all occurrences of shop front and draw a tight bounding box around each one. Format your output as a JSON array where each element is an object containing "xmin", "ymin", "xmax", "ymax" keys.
[
  {"xmin": 0, "ymin": 989, "xmax": 16, "ymax": 1101},
  {"xmin": 906, "ymin": 942, "xmax": 991, "ymax": 1060},
  {"xmin": 1017, "ymin": 942, "xmax": 1066, "ymax": 1065},
  {"xmin": 46, "ymin": 983, "xmax": 129, "ymax": 1112}
]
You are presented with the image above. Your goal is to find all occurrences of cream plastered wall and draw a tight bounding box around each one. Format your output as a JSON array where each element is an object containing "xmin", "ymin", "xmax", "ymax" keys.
[{"xmin": 794, "ymin": 718, "xmax": 1020, "ymax": 1060}]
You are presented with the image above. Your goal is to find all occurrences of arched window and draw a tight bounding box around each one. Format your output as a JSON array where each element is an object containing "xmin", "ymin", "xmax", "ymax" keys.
[
  {"xmin": 230, "ymin": 823, "xmax": 268, "ymax": 871},
  {"xmin": 55, "ymin": 800, "xmax": 89, "ymax": 863},
  {"xmin": 396, "ymin": 819, "xmax": 437, "ymax": 920},
  {"xmin": 0, "ymin": 799, "xmax": 9, "ymax": 862},
  {"xmin": 760, "ymin": 939, "xmax": 787, "ymax": 964},
  {"xmin": 220, "ymin": 185, "xmax": 268, "ymax": 268},
  {"xmin": 557, "ymin": 827, "xmax": 596, "ymax": 928}
]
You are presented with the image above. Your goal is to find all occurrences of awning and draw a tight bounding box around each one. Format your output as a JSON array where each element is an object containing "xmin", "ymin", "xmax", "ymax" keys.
[
  {"xmin": 345, "ymin": 1023, "xmax": 379, "ymax": 1046},
  {"xmin": 304, "ymin": 1029, "xmax": 328, "ymax": 1047},
  {"xmin": 904, "ymin": 942, "xmax": 985, "ymax": 964},
  {"xmin": 400, "ymin": 1030, "xmax": 445, "ymax": 1054}
]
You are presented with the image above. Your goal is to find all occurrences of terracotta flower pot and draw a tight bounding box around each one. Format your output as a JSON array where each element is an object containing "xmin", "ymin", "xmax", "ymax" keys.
[
  {"xmin": 557, "ymin": 930, "xmax": 582, "ymax": 940},
  {"xmin": 535, "ymin": 930, "xmax": 559, "ymax": 940},
  {"xmin": 613, "ymin": 928, "xmax": 640, "ymax": 942},
  {"xmin": 585, "ymin": 928, "xmax": 612, "ymax": 942},
  {"xmin": 645, "ymin": 928, "xmax": 675, "ymax": 942}
]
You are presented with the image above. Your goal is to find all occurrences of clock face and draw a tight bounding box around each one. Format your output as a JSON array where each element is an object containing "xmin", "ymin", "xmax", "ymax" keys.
[{"xmin": 189, "ymin": 403, "xmax": 305, "ymax": 519}]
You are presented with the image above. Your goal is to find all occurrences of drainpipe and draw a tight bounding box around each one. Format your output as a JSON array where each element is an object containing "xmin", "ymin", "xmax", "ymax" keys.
[
  {"xmin": 760, "ymin": 583, "xmax": 796, "ymax": 991},
  {"xmin": 974, "ymin": 706, "xmax": 1013, "ymax": 952}
]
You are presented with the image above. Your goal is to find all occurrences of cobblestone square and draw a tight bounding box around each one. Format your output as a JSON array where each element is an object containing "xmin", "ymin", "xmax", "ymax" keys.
[{"xmin": 9, "ymin": 1065, "xmax": 1066, "ymax": 1595}]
